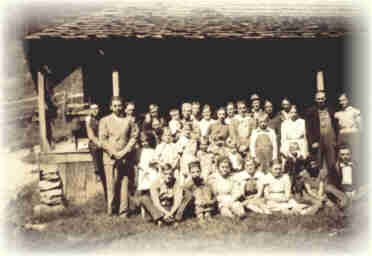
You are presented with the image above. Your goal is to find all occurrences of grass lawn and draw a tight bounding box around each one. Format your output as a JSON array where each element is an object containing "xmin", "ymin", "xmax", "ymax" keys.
[{"xmin": 3, "ymin": 181, "xmax": 369, "ymax": 255}]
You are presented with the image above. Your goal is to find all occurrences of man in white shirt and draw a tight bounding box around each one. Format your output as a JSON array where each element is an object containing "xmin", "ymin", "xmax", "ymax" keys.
[{"xmin": 334, "ymin": 93, "xmax": 362, "ymax": 165}]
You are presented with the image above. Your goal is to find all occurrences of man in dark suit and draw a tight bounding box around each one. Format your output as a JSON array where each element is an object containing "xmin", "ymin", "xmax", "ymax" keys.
[{"xmin": 304, "ymin": 91, "xmax": 338, "ymax": 184}]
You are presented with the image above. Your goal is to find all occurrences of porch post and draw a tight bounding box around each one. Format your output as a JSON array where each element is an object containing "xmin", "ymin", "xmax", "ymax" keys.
[
  {"xmin": 316, "ymin": 71, "xmax": 325, "ymax": 91},
  {"xmin": 38, "ymin": 71, "xmax": 51, "ymax": 152},
  {"xmin": 112, "ymin": 70, "xmax": 120, "ymax": 97}
]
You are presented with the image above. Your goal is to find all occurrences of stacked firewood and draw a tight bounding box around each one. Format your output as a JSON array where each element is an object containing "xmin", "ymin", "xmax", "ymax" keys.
[{"xmin": 39, "ymin": 169, "xmax": 64, "ymax": 206}]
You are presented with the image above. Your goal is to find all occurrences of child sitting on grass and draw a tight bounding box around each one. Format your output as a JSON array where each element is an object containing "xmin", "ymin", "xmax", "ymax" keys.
[
  {"xmin": 147, "ymin": 163, "xmax": 193, "ymax": 226},
  {"xmin": 234, "ymin": 155, "xmax": 268, "ymax": 214},
  {"xmin": 306, "ymin": 155, "xmax": 348, "ymax": 208},
  {"xmin": 258, "ymin": 159, "xmax": 311, "ymax": 215},
  {"xmin": 209, "ymin": 156, "xmax": 245, "ymax": 218},
  {"xmin": 183, "ymin": 160, "xmax": 216, "ymax": 224}
]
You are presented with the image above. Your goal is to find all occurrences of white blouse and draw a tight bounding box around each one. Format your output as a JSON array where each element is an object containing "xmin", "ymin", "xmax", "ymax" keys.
[{"xmin": 280, "ymin": 118, "xmax": 308, "ymax": 157}]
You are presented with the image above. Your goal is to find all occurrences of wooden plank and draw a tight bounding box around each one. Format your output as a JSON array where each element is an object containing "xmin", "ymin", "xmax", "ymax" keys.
[
  {"xmin": 39, "ymin": 180, "xmax": 62, "ymax": 191},
  {"xmin": 38, "ymin": 71, "xmax": 51, "ymax": 152},
  {"xmin": 64, "ymin": 163, "xmax": 71, "ymax": 203},
  {"xmin": 86, "ymin": 163, "xmax": 103, "ymax": 200},
  {"xmin": 112, "ymin": 70, "xmax": 120, "ymax": 97},
  {"xmin": 81, "ymin": 162, "xmax": 91, "ymax": 203},
  {"xmin": 65, "ymin": 162, "xmax": 87, "ymax": 204},
  {"xmin": 58, "ymin": 163, "xmax": 67, "ymax": 199},
  {"xmin": 62, "ymin": 91, "xmax": 67, "ymax": 125},
  {"xmin": 39, "ymin": 152, "xmax": 93, "ymax": 163}
]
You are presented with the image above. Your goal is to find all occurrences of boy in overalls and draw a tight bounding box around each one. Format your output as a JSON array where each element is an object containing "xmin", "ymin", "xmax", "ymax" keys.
[{"xmin": 250, "ymin": 113, "xmax": 278, "ymax": 173}]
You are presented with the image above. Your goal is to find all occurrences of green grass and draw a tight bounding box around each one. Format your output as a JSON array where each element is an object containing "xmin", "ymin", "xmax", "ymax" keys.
[{"xmin": 4, "ymin": 181, "xmax": 369, "ymax": 254}]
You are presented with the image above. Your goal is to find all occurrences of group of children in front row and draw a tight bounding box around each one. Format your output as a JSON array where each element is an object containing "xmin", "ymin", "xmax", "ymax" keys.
[{"xmin": 133, "ymin": 123, "xmax": 353, "ymax": 226}]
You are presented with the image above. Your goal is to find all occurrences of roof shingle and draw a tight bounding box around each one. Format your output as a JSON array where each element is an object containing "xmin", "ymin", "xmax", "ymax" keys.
[{"xmin": 24, "ymin": 1, "xmax": 359, "ymax": 40}]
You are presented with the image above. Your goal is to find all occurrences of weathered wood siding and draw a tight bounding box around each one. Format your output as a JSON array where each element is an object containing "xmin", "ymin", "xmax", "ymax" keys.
[{"xmin": 41, "ymin": 152, "xmax": 103, "ymax": 205}]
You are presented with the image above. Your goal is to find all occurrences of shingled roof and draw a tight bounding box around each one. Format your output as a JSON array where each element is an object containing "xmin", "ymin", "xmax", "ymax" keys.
[{"xmin": 25, "ymin": 1, "xmax": 358, "ymax": 40}]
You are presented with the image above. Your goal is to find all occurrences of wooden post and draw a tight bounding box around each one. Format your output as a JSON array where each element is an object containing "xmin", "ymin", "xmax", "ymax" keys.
[
  {"xmin": 112, "ymin": 70, "xmax": 120, "ymax": 97},
  {"xmin": 316, "ymin": 71, "xmax": 325, "ymax": 91},
  {"xmin": 62, "ymin": 90, "xmax": 67, "ymax": 125},
  {"xmin": 38, "ymin": 71, "xmax": 51, "ymax": 152}
]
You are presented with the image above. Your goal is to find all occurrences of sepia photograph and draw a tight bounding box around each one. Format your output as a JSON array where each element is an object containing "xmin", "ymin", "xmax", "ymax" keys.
[{"xmin": 0, "ymin": 0, "xmax": 370, "ymax": 255}]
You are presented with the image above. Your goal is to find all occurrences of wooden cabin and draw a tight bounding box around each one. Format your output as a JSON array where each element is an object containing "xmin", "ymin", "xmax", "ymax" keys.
[{"xmin": 23, "ymin": 2, "xmax": 356, "ymax": 204}]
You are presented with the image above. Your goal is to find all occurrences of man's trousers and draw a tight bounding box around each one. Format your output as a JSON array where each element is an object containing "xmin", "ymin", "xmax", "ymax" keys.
[
  {"xmin": 103, "ymin": 161, "xmax": 131, "ymax": 215},
  {"xmin": 316, "ymin": 134, "xmax": 336, "ymax": 174}
]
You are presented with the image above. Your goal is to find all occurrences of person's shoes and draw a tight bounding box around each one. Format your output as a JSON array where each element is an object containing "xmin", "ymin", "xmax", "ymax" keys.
[{"xmin": 172, "ymin": 221, "xmax": 179, "ymax": 228}]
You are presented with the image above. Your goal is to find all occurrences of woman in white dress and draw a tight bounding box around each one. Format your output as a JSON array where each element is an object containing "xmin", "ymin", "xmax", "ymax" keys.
[{"xmin": 280, "ymin": 105, "xmax": 309, "ymax": 158}]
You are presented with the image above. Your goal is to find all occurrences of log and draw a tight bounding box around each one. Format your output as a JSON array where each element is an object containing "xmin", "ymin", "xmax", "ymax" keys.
[
  {"xmin": 41, "ymin": 172, "xmax": 60, "ymax": 180},
  {"xmin": 39, "ymin": 180, "xmax": 62, "ymax": 191},
  {"xmin": 40, "ymin": 188, "xmax": 63, "ymax": 198},
  {"xmin": 33, "ymin": 204, "xmax": 65, "ymax": 217},
  {"xmin": 40, "ymin": 196, "xmax": 63, "ymax": 206}
]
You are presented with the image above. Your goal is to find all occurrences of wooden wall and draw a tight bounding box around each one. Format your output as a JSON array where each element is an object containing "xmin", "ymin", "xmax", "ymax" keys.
[{"xmin": 40, "ymin": 153, "xmax": 104, "ymax": 205}]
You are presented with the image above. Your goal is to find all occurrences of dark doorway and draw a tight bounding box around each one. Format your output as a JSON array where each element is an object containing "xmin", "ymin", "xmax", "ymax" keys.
[
  {"xmin": 115, "ymin": 37, "xmax": 346, "ymax": 117},
  {"xmin": 82, "ymin": 37, "xmax": 346, "ymax": 118},
  {"xmin": 83, "ymin": 52, "xmax": 113, "ymax": 117}
]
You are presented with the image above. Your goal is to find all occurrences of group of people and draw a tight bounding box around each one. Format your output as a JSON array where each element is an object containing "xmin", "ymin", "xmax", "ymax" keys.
[{"xmin": 85, "ymin": 91, "xmax": 363, "ymax": 226}]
